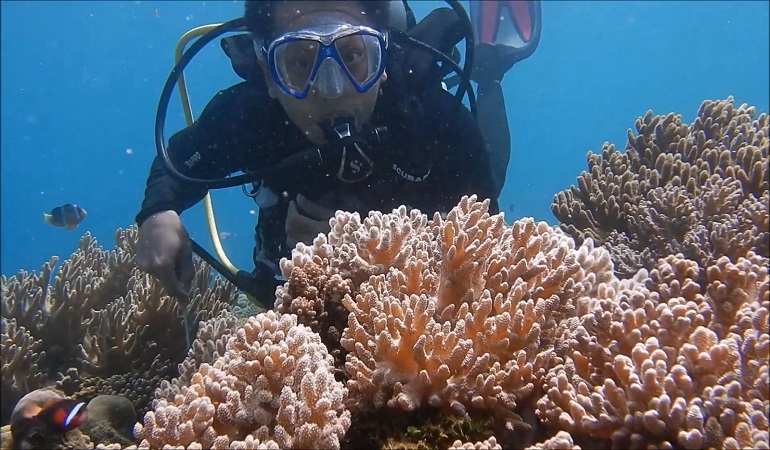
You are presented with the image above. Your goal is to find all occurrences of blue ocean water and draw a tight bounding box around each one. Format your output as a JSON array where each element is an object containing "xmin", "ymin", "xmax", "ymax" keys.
[{"xmin": 1, "ymin": 1, "xmax": 768, "ymax": 278}]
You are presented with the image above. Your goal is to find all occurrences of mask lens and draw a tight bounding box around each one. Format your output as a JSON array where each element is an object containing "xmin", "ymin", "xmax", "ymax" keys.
[
  {"xmin": 334, "ymin": 33, "xmax": 383, "ymax": 86},
  {"xmin": 268, "ymin": 25, "xmax": 386, "ymax": 98},
  {"xmin": 272, "ymin": 40, "xmax": 320, "ymax": 93}
]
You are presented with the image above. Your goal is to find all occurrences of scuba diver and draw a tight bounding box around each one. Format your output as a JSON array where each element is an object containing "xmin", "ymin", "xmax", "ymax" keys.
[{"xmin": 135, "ymin": 0, "xmax": 542, "ymax": 306}]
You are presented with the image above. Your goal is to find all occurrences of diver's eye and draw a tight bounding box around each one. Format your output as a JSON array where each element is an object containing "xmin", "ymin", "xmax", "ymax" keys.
[
  {"xmin": 337, "ymin": 35, "xmax": 366, "ymax": 65},
  {"xmin": 282, "ymin": 41, "xmax": 317, "ymax": 72},
  {"xmin": 291, "ymin": 58, "xmax": 312, "ymax": 70},
  {"xmin": 339, "ymin": 48, "xmax": 363, "ymax": 64}
]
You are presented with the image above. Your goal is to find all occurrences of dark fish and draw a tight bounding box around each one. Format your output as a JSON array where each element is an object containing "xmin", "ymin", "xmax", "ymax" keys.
[
  {"xmin": 35, "ymin": 399, "xmax": 88, "ymax": 431},
  {"xmin": 43, "ymin": 204, "xmax": 87, "ymax": 230}
]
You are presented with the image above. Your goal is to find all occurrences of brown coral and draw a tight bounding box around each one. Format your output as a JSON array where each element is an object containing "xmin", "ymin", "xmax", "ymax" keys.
[
  {"xmin": 1, "ymin": 226, "xmax": 238, "ymax": 422},
  {"xmin": 552, "ymin": 97, "xmax": 769, "ymax": 277},
  {"xmin": 1, "ymin": 318, "xmax": 47, "ymax": 424}
]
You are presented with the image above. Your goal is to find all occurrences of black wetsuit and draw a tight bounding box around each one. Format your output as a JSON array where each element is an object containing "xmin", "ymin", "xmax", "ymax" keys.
[{"xmin": 135, "ymin": 71, "xmax": 500, "ymax": 297}]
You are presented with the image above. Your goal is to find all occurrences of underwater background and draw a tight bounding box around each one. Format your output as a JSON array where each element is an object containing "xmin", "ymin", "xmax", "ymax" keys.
[{"xmin": 1, "ymin": 0, "xmax": 768, "ymax": 277}]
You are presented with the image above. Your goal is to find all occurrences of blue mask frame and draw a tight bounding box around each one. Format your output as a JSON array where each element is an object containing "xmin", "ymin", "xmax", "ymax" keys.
[{"xmin": 257, "ymin": 23, "xmax": 388, "ymax": 99}]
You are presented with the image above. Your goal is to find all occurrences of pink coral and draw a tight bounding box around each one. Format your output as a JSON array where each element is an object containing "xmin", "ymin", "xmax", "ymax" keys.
[
  {"xmin": 134, "ymin": 312, "xmax": 350, "ymax": 450},
  {"xmin": 538, "ymin": 252, "xmax": 769, "ymax": 449}
]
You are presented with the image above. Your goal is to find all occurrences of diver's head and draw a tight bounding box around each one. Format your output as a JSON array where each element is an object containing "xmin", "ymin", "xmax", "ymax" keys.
[{"xmin": 245, "ymin": 1, "xmax": 391, "ymax": 144}]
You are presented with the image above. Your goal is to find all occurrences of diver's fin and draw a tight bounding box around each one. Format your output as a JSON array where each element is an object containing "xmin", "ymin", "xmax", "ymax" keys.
[{"xmin": 470, "ymin": 0, "xmax": 542, "ymax": 64}]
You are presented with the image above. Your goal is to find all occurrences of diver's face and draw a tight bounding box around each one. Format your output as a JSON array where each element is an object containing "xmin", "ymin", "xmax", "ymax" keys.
[{"xmin": 261, "ymin": 1, "xmax": 387, "ymax": 145}]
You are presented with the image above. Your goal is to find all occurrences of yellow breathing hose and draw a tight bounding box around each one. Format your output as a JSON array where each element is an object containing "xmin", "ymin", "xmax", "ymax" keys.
[{"xmin": 173, "ymin": 24, "xmax": 258, "ymax": 304}]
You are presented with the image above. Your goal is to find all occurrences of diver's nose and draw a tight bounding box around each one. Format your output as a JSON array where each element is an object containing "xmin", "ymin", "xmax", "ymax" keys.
[{"xmin": 312, "ymin": 58, "xmax": 346, "ymax": 99}]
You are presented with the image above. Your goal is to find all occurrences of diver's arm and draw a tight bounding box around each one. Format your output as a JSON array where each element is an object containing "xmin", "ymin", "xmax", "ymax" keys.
[
  {"xmin": 135, "ymin": 83, "xmax": 259, "ymax": 225},
  {"xmin": 476, "ymin": 79, "xmax": 511, "ymax": 198},
  {"xmin": 135, "ymin": 154, "xmax": 211, "ymax": 226}
]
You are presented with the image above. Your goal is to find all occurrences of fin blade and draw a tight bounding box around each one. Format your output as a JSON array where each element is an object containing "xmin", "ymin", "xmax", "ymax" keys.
[{"xmin": 470, "ymin": 0, "xmax": 540, "ymax": 49}]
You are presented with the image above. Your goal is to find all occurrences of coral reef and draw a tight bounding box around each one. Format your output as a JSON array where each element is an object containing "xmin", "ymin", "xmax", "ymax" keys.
[
  {"xmin": 133, "ymin": 312, "xmax": 350, "ymax": 449},
  {"xmin": 3, "ymin": 97, "xmax": 767, "ymax": 450},
  {"xmin": 537, "ymin": 251, "xmax": 769, "ymax": 449},
  {"xmin": 449, "ymin": 436, "xmax": 502, "ymax": 450},
  {"xmin": 1, "ymin": 226, "xmax": 238, "ymax": 423},
  {"xmin": 153, "ymin": 311, "xmax": 239, "ymax": 405},
  {"xmin": 551, "ymin": 97, "xmax": 768, "ymax": 277},
  {"xmin": 277, "ymin": 196, "xmax": 613, "ymax": 432}
]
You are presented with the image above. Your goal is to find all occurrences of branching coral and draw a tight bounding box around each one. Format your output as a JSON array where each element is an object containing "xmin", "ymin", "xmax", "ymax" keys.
[
  {"xmin": 275, "ymin": 205, "xmax": 428, "ymax": 368},
  {"xmin": 341, "ymin": 203, "xmax": 612, "ymax": 428},
  {"xmin": 153, "ymin": 311, "xmax": 239, "ymax": 406},
  {"xmin": 552, "ymin": 97, "xmax": 769, "ymax": 277},
  {"xmin": 448, "ymin": 435, "xmax": 502, "ymax": 450},
  {"xmin": 133, "ymin": 312, "xmax": 351, "ymax": 450},
  {"xmin": 273, "ymin": 185, "xmax": 767, "ymax": 449},
  {"xmin": 0, "ymin": 318, "xmax": 47, "ymax": 424},
  {"xmin": 1, "ymin": 226, "xmax": 238, "ymax": 423},
  {"xmin": 537, "ymin": 251, "xmax": 769, "ymax": 449},
  {"xmin": 277, "ymin": 196, "xmax": 614, "ymax": 439}
]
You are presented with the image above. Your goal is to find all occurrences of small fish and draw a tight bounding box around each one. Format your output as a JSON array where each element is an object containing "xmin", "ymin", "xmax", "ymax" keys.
[
  {"xmin": 154, "ymin": 7, "xmax": 159, "ymax": 18},
  {"xmin": 43, "ymin": 204, "xmax": 87, "ymax": 230},
  {"xmin": 35, "ymin": 399, "xmax": 88, "ymax": 432}
]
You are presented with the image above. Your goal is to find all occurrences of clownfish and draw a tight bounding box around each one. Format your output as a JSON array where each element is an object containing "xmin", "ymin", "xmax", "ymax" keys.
[
  {"xmin": 34, "ymin": 399, "xmax": 88, "ymax": 431},
  {"xmin": 43, "ymin": 203, "xmax": 87, "ymax": 230}
]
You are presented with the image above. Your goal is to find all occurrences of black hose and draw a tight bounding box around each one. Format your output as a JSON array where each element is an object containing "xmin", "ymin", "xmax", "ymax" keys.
[
  {"xmin": 444, "ymin": 0, "xmax": 475, "ymax": 105},
  {"xmin": 155, "ymin": 18, "xmax": 255, "ymax": 189},
  {"xmin": 188, "ymin": 238, "xmax": 244, "ymax": 289}
]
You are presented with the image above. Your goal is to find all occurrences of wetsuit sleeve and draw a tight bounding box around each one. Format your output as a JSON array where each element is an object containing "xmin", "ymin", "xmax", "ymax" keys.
[
  {"xmin": 135, "ymin": 83, "xmax": 256, "ymax": 226},
  {"xmin": 422, "ymin": 89, "xmax": 501, "ymax": 215}
]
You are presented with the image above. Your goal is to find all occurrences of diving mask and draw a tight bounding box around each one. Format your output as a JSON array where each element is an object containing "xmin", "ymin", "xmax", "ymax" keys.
[{"xmin": 256, "ymin": 23, "xmax": 388, "ymax": 99}]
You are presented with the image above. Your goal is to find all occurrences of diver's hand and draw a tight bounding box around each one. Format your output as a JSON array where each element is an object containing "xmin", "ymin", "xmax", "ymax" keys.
[
  {"xmin": 136, "ymin": 210, "xmax": 195, "ymax": 303},
  {"xmin": 285, "ymin": 194, "xmax": 336, "ymax": 248}
]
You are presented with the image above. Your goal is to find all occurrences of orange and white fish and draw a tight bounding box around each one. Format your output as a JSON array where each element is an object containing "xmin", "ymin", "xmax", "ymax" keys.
[
  {"xmin": 43, "ymin": 203, "xmax": 87, "ymax": 230},
  {"xmin": 32, "ymin": 399, "xmax": 88, "ymax": 431}
]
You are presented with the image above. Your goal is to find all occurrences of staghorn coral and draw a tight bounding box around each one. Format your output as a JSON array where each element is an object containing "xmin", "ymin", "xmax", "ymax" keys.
[
  {"xmin": 0, "ymin": 318, "xmax": 47, "ymax": 424},
  {"xmin": 552, "ymin": 97, "xmax": 769, "ymax": 277},
  {"xmin": 1, "ymin": 225, "xmax": 237, "ymax": 423},
  {"xmin": 537, "ymin": 252, "xmax": 769, "ymax": 449},
  {"xmin": 279, "ymin": 196, "xmax": 613, "ymax": 438},
  {"xmin": 341, "ymin": 197, "xmax": 612, "ymax": 423},
  {"xmin": 276, "ymin": 204, "xmax": 428, "ymax": 370},
  {"xmin": 133, "ymin": 312, "xmax": 351, "ymax": 450}
]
